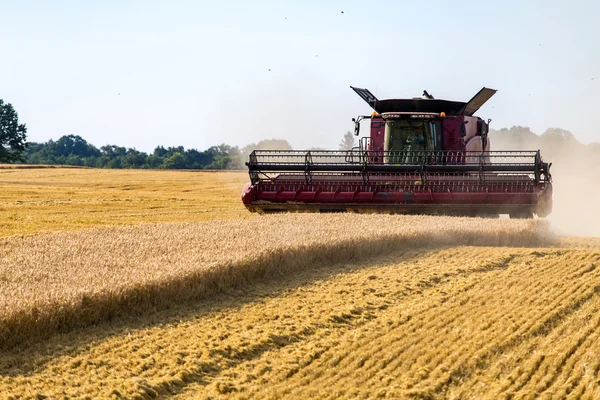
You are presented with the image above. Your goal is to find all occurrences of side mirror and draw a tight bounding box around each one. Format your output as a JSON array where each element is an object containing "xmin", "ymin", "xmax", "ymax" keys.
[
  {"xmin": 460, "ymin": 121, "xmax": 467, "ymax": 137},
  {"xmin": 477, "ymin": 119, "xmax": 488, "ymax": 136},
  {"xmin": 353, "ymin": 121, "xmax": 360, "ymax": 136}
]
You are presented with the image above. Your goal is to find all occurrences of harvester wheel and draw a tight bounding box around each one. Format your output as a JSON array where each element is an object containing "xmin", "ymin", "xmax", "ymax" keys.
[{"xmin": 509, "ymin": 211, "xmax": 534, "ymax": 219}]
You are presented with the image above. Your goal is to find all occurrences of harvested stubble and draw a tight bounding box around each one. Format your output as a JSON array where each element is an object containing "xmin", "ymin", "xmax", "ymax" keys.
[
  {"xmin": 0, "ymin": 214, "xmax": 553, "ymax": 349},
  {"xmin": 5, "ymin": 246, "xmax": 600, "ymax": 399}
]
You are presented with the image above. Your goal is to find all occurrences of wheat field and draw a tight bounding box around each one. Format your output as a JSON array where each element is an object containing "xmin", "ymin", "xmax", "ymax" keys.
[
  {"xmin": 1, "ymin": 168, "xmax": 599, "ymax": 399},
  {"xmin": 0, "ymin": 167, "xmax": 249, "ymax": 237}
]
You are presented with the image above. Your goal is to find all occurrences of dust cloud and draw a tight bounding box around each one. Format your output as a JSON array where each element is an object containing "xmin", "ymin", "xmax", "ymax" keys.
[
  {"xmin": 491, "ymin": 127, "xmax": 600, "ymax": 237},
  {"xmin": 546, "ymin": 155, "xmax": 600, "ymax": 237}
]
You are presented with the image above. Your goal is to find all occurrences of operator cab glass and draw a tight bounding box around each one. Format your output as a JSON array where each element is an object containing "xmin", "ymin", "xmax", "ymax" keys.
[{"xmin": 384, "ymin": 119, "xmax": 441, "ymax": 163}]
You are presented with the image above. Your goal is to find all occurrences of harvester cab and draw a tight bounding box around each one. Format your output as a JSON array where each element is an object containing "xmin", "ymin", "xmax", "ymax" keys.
[
  {"xmin": 349, "ymin": 86, "xmax": 496, "ymax": 155},
  {"xmin": 242, "ymin": 86, "xmax": 553, "ymax": 218}
]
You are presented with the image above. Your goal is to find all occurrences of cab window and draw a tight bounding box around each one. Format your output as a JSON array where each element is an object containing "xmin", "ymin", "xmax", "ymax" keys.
[{"xmin": 384, "ymin": 120, "xmax": 435, "ymax": 163}]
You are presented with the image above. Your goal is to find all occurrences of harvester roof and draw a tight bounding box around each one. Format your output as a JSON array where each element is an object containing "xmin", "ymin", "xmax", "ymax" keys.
[{"xmin": 351, "ymin": 86, "xmax": 497, "ymax": 116}]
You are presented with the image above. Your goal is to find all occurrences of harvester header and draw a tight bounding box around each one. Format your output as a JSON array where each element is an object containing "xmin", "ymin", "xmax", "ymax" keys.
[{"xmin": 242, "ymin": 86, "xmax": 552, "ymax": 218}]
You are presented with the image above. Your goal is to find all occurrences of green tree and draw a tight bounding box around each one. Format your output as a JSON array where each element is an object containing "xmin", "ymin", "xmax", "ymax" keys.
[
  {"xmin": 52, "ymin": 135, "xmax": 100, "ymax": 158},
  {"xmin": 0, "ymin": 99, "xmax": 28, "ymax": 162},
  {"xmin": 162, "ymin": 152, "xmax": 186, "ymax": 169},
  {"xmin": 339, "ymin": 131, "xmax": 356, "ymax": 151}
]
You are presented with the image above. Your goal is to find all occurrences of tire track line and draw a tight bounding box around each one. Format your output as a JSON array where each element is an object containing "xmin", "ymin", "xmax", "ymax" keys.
[
  {"xmin": 408, "ymin": 253, "xmax": 600, "ymax": 394},
  {"xmin": 404, "ymin": 252, "xmax": 592, "ymax": 391},
  {"xmin": 252, "ymin": 248, "xmax": 510, "ymax": 396},
  {"xmin": 348, "ymin": 250, "xmax": 581, "ymax": 390}
]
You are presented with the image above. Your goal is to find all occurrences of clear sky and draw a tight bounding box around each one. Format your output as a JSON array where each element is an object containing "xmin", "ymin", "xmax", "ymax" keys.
[{"xmin": 2, "ymin": 0, "xmax": 598, "ymax": 152}]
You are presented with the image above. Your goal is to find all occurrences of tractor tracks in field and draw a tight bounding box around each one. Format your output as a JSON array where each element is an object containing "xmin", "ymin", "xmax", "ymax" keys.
[
  {"xmin": 2, "ymin": 247, "xmax": 600, "ymax": 399},
  {"xmin": 0, "ymin": 246, "xmax": 525, "ymax": 399},
  {"xmin": 417, "ymin": 252, "xmax": 600, "ymax": 399},
  {"xmin": 233, "ymin": 249, "xmax": 600, "ymax": 400},
  {"xmin": 401, "ymin": 251, "xmax": 600, "ymax": 398},
  {"xmin": 159, "ymin": 248, "xmax": 600, "ymax": 400},
  {"xmin": 168, "ymin": 248, "xmax": 540, "ymax": 399}
]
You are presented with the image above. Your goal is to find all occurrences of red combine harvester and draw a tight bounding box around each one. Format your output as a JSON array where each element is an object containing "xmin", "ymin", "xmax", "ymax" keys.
[{"xmin": 242, "ymin": 86, "xmax": 552, "ymax": 218}]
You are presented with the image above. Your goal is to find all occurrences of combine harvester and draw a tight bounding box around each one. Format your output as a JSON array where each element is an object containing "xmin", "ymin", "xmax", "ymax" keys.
[{"xmin": 242, "ymin": 87, "xmax": 552, "ymax": 218}]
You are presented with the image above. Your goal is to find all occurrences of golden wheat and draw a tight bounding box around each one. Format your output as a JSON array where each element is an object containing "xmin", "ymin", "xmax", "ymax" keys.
[
  {"xmin": 0, "ymin": 214, "xmax": 553, "ymax": 350},
  {"xmin": 0, "ymin": 168, "xmax": 250, "ymax": 237},
  {"xmin": 1, "ymin": 246, "xmax": 599, "ymax": 399},
  {"xmin": 2, "ymin": 167, "xmax": 599, "ymax": 399}
]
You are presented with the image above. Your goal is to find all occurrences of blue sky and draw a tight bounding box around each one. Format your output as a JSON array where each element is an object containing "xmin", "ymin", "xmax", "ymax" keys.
[{"xmin": 1, "ymin": 0, "xmax": 598, "ymax": 151}]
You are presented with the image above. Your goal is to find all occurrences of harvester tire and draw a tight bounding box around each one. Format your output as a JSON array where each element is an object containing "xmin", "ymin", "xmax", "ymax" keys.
[{"xmin": 509, "ymin": 211, "xmax": 534, "ymax": 219}]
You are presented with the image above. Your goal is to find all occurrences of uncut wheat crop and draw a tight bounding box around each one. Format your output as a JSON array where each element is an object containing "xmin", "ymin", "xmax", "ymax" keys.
[{"xmin": 0, "ymin": 214, "xmax": 552, "ymax": 350}]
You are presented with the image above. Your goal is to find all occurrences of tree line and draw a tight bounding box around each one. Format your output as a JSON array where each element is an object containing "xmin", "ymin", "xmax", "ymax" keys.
[{"xmin": 21, "ymin": 136, "xmax": 294, "ymax": 170}]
